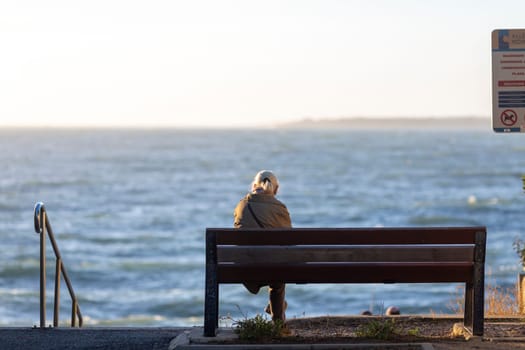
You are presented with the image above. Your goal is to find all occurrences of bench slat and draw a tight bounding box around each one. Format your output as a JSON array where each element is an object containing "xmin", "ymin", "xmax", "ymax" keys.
[
  {"xmin": 217, "ymin": 245, "xmax": 474, "ymax": 263},
  {"xmin": 217, "ymin": 262, "xmax": 474, "ymax": 284},
  {"xmin": 209, "ymin": 227, "xmax": 485, "ymax": 245}
]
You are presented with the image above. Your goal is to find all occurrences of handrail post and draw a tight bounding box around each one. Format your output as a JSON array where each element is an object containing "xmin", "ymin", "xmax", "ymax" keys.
[
  {"xmin": 39, "ymin": 210, "xmax": 46, "ymax": 328},
  {"xmin": 54, "ymin": 258, "xmax": 61, "ymax": 327},
  {"xmin": 72, "ymin": 300, "xmax": 77, "ymax": 327}
]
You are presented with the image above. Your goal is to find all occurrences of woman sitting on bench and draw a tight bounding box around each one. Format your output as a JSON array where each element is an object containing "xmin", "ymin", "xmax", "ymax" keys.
[{"xmin": 233, "ymin": 170, "xmax": 292, "ymax": 322}]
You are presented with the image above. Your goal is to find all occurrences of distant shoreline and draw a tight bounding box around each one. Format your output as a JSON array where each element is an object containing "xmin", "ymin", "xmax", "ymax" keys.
[
  {"xmin": 280, "ymin": 116, "xmax": 491, "ymax": 130},
  {"xmin": 0, "ymin": 116, "xmax": 492, "ymax": 130}
]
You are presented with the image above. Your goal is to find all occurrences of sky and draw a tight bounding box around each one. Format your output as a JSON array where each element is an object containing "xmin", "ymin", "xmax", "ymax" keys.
[{"xmin": 0, "ymin": 0, "xmax": 524, "ymax": 128}]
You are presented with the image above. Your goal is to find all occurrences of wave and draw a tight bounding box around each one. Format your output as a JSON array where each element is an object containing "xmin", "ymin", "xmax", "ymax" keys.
[
  {"xmin": 0, "ymin": 260, "xmax": 40, "ymax": 278},
  {"xmin": 408, "ymin": 215, "xmax": 482, "ymax": 226},
  {"xmin": 69, "ymin": 314, "xmax": 168, "ymax": 326},
  {"xmin": 0, "ymin": 288, "xmax": 38, "ymax": 297}
]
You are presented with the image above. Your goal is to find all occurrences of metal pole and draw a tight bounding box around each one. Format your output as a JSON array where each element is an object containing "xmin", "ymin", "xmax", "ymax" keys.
[
  {"xmin": 71, "ymin": 300, "xmax": 77, "ymax": 327},
  {"xmin": 39, "ymin": 212, "xmax": 46, "ymax": 328},
  {"xmin": 53, "ymin": 258, "xmax": 61, "ymax": 327}
]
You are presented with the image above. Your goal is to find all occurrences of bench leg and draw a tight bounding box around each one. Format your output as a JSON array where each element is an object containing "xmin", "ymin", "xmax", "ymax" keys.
[
  {"xmin": 204, "ymin": 270, "xmax": 218, "ymax": 337},
  {"xmin": 204, "ymin": 230, "xmax": 219, "ymax": 337},
  {"xmin": 472, "ymin": 262, "xmax": 485, "ymax": 336},
  {"xmin": 464, "ymin": 270, "xmax": 485, "ymax": 335},
  {"xmin": 464, "ymin": 282, "xmax": 473, "ymax": 329}
]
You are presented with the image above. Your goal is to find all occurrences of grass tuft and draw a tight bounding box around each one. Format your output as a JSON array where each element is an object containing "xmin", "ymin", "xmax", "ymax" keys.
[
  {"xmin": 449, "ymin": 281, "xmax": 519, "ymax": 316},
  {"xmin": 233, "ymin": 314, "xmax": 285, "ymax": 341},
  {"xmin": 355, "ymin": 318, "xmax": 399, "ymax": 340}
]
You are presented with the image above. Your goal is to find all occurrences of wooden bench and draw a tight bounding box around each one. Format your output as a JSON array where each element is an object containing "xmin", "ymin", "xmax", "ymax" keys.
[{"xmin": 204, "ymin": 227, "xmax": 486, "ymax": 337}]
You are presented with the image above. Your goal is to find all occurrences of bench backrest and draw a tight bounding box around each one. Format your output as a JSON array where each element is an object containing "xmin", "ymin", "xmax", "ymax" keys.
[{"xmin": 205, "ymin": 227, "xmax": 486, "ymax": 285}]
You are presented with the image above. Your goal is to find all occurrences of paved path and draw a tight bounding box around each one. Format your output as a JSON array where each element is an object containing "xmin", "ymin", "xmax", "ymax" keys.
[
  {"xmin": 0, "ymin": 327, "xmax": 436, "ymax": 349},
  {"xmin": 0, "ymin": 327, "xmax": 186, "ymax": 350}
]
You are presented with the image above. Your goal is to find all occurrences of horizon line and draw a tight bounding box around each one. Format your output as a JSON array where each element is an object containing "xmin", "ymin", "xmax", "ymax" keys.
[{"xmin": 0, "ymin": 115, "xmax": 491, "ymax": 130}]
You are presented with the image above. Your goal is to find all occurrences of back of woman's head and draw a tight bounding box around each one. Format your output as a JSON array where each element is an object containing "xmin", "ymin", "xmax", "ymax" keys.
[{"xmin": 252, "ymin": 170, "xmax": 279, "ymax": 195}]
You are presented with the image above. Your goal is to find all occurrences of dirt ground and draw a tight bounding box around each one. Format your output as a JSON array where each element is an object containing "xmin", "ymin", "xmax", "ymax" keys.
[{"xmin": 268, "ymin": 316, "xmax": 525, "ymax": 349}]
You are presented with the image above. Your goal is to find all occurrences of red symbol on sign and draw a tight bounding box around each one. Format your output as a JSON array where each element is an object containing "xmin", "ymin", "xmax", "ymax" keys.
[{"xmin": 500, "ymin": 109, "xmax": 518, "ymax": 126}]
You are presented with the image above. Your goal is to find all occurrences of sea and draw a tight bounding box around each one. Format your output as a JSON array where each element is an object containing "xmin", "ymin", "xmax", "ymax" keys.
[{"xmin": 0, "ymin": 127, "xmax": 524, "ymax": 327}]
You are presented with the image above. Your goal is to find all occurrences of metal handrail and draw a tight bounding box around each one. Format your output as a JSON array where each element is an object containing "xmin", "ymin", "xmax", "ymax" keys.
[{"xmin": 34, "ymin": 202, "xmax": 83, "ymax": 328}]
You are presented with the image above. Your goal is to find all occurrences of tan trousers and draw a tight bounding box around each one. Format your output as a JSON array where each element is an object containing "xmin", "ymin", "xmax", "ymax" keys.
[
  {"xmin": 243, "ymin": 282, "xmax": 286, "ymax": 321},
  {"xmin": 267, "ymin": 283, "xmax": 286, "ymax": 321}
]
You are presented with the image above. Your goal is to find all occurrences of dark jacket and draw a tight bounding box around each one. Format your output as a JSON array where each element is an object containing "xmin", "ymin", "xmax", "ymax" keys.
[{"xmin": 233, "ymin": 192, "xmax": 291, "ymax": 228}]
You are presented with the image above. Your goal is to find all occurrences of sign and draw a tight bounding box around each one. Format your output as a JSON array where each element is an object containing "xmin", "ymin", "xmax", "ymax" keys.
[{"xmin": 492, "ymin": 29, "xmax": 525, "ymax": 132}]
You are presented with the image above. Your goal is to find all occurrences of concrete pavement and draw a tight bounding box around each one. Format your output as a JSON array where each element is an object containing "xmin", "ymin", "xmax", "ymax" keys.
[{"xmin": 0, "ymin": 327, "xmax": 184, "ymax": 350}]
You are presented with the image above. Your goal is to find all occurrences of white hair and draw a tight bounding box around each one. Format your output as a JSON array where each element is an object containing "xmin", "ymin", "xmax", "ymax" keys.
[
  {"xmin": 253, "ymin": 177, "xmax": 275, "ymax": 194},
  {"xmin": 252, "ymin": 170, "xmax": 279, "ymax": 195}
]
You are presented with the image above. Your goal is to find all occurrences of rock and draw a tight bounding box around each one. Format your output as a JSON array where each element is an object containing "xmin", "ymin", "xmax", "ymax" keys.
[{"xmin": 385, "ymin": 306, "xmax": 400, "ymax": 315}]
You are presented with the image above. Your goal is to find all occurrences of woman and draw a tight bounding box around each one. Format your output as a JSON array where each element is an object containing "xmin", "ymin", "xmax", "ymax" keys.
[{"xmin": 233, "ymin": 170, "xmax": 292, "ymax": 322}]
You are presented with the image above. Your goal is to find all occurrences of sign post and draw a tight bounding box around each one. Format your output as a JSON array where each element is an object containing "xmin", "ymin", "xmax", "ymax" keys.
[{"xmin": 492, "ymin": 29, "xmax": 525, "ymax": 132}]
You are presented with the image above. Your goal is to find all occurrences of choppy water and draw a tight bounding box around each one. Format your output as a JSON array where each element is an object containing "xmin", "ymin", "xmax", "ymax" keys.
[{"xmin": 0, "ymin": 127, "xmax": 524, "ymax": 327}]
